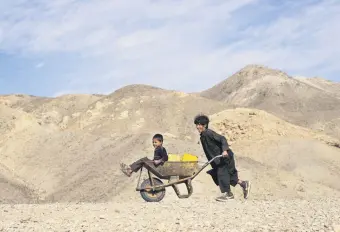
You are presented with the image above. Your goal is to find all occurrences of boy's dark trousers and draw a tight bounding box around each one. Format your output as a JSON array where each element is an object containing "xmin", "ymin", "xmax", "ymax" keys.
[
  {"xmin": 130, "ymin": 157, "xmax": 162, "ymax": 172},
  {"xmin": 130, "ymin": 157, "xmax": 152, "ymax": 172},
  {"xmin": 207, "ymin": 150, "xmax": 239, "ymax": 193}
]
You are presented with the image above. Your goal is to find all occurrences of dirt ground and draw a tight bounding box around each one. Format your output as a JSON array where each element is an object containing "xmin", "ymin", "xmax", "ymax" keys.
[{"xmin": 1, "ymin": 198, "xmax": 340, "ymax": 232}]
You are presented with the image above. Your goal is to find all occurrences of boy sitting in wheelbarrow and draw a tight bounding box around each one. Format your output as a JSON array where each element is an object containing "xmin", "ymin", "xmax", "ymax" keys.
[
  {"xmin": 120, "ymin": 133, "xmax": 168, "ymax": 177},
  {"xmin": 194, "ymin": 114, "xmax": 251, "ymax": 201}
]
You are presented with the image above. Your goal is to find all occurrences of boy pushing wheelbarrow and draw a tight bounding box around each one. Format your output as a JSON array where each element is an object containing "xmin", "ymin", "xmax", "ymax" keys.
[{"xmin": 194, "ymin": 114, "xmax": 251, "ymax": 201}]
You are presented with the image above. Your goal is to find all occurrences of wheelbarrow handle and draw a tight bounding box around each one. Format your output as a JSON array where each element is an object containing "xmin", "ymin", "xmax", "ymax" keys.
[
  {"xmin": 208, "ymin": 154, "xmax": 224, "ymax": 164},
  {"xmin": 201, "ymin": 154, "xmax": 224, "ymax": 169},
  {"xmin": 190, "ymin": 154, "xmax": 225, "ymax": 179}
]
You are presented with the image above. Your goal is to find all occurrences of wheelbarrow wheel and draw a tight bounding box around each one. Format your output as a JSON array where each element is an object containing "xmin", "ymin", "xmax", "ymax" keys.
[{"xmin": 140, "ymin": 177, "xmax": 166, "ymax": 202}]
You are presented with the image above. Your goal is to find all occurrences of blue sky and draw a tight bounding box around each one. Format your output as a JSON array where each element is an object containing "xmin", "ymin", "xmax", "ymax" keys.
[{"xmin": 0, "ymin": 0, "xmax": 339, "ymax": 97}]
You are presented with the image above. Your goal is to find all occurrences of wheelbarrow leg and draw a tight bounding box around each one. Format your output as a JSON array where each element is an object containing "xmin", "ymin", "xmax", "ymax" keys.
[
  {"xmin": 172, "ymin": 178, "xmax": 193, "ymax": 198},
  {"xmin": 147, "ymin": 170, "xmax": 155, "ymax": 191},
  {"xmin": 135, "ymin": 166, "xmax": 144, "ymax": 191}
]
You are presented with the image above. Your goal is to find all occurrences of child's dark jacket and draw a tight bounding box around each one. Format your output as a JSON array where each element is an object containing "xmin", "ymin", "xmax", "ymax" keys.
[
  {"xmin": 153, "ymin": 146, "xmax": 168, "ymax": 161},
  {"xmin": 199, "ymin": 128, "xmax": 231, "ymax": 167}
]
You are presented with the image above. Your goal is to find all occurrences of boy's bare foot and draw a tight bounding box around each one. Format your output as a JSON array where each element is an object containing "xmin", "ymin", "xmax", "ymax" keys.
[{"xmin": 120, "ymin": 163, "xmax": 132, "ymax": 177}]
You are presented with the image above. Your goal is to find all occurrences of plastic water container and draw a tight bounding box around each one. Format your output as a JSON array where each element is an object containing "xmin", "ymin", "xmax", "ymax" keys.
[
  {"xmin": 168, "ymin": 154, "xmax": 181, "ymax": 162},
  {"xmin": 181, "ymin": 153, "xmax": 198, "ymax": 162}
]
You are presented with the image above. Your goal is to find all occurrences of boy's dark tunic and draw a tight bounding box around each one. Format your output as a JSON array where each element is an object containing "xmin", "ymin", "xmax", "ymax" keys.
[
  {"xmin": 200, "ymin": 128, "xmax": 238, "ymax": 193},
  {"xmin": 130, "ymin": 146, "xmax": 168, "ymax": 172}
]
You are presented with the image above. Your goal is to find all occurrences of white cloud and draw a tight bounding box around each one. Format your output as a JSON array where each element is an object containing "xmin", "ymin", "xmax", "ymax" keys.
[
  {"xmin": 35, "ymin": 62, "xmax": 45, "ymax": 68},
  {"xmin": 0, "ymin": 0, "xmax": 339, "ymax": 95}
]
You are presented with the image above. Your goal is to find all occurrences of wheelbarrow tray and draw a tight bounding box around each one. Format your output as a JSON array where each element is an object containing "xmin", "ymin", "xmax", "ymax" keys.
[{"xmin": 142, "ymin": 161, "xmax": 200, "ymax": 179}]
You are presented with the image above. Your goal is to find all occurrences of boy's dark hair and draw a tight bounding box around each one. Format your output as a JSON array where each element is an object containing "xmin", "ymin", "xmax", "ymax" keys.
[
  {"xmin": 153, "ymin": 133, "xmax": 163, "ymax": 142},
  {"xmin": 194, "ymin": 114, "xmax": 209, "ymax": 128}
]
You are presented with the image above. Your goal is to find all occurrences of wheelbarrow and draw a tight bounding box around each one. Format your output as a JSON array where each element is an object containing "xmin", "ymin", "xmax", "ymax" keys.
[{"xmin": 135, "ymin": 155, "xmax": 223, "ymax": 202}]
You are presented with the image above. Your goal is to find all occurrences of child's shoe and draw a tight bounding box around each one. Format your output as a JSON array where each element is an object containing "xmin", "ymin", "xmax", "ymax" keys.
[
  {"xmin": 215, "ymin": 191, "xmax": 234, "ymax": 202},
  {"xmin": 240, "ymin": 180, "xmax": 251, "ymax": 199}
]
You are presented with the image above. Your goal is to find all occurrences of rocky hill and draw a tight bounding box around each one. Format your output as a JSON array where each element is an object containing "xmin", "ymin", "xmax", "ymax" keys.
[
  {"xmin": 200, "ymin": 65, "xmax": 340, "ymax": 139},
  {"xmin": 295, "ymin": 76, "xmax": 340, "ymax": 98}
]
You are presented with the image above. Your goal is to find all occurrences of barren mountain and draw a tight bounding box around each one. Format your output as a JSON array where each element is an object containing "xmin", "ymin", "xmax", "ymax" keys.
[
  {"xmin": 0, "ymin": 166, "xmax": 38, "ymax": 204},
  {"xmin": 65, "ymin": 84, "xmax": 226, "ymax": 138},
  {"xmin": 295, "ymin": 76, "xmax": 340, "ymax": 98},
  {"xmin": 0, "ymin": 94, "xmax": 40, "ymax": 108},
  {"xmin": 200, "ymin": 65, "xmax": 340, "ymax": 139}
]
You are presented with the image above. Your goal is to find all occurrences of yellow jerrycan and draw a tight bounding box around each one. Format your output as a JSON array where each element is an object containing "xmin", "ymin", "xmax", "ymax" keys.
[
  {"xmin": 181, "ymin": 153, "xmax": 198, "ymax": 162},
  {"xmin": 168, "ymin": 153, "xmax": 181, "ymax": 162}
]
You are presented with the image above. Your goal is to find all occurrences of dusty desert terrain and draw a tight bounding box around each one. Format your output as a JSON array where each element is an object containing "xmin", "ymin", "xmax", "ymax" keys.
[
  {"xmin": 2, "ymin": 198, "xmax": 340, "ymax": 232},
  {"xmin": 1, "ymin": 65, "xmax": 340, "ymax": 231}
]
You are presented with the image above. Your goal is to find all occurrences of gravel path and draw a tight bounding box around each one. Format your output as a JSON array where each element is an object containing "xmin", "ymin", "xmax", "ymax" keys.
[{"xmin": 1, "ymin": 197, "xmax": 340, "ymax": 232}]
